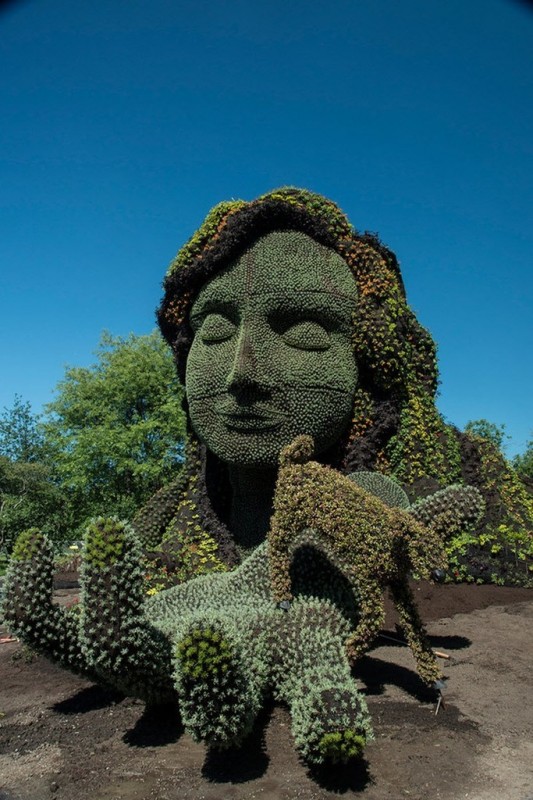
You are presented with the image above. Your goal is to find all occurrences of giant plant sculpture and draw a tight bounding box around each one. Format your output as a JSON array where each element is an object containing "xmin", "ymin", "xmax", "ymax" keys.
[{"xmin": 3, "ymin": 188, "xmax": 486, "ymax": 767}]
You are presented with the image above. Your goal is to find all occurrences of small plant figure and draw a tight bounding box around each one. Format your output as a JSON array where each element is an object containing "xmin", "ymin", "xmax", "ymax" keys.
[{"xmin": 269, "ymin": 436, "xmax": 482, "ymax": 686}]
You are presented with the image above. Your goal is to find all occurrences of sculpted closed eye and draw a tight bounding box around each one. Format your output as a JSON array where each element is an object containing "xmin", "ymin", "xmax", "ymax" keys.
[
  {"xmin": 282, "ymin": 320, "xmax": 330, "ymax": 351},
  {"xmin": 199, "ymin": 313, "xmax": 236, "ymax": 343}
]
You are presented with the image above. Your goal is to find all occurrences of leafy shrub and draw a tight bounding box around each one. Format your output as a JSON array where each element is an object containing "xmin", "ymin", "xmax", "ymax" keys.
[{"xmin": 446, "ymin": 526, "xmax": 533, "ymax": 587}]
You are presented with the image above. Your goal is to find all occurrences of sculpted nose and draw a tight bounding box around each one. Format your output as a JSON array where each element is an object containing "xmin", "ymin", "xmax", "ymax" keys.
[{"xmin": 226, "ymin": 325, "xmax": 261, "ymax": 393}]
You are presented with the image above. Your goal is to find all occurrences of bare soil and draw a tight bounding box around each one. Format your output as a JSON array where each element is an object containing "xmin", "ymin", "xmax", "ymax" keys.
[{"xmin": 1, "ymin": 582, "xmax": 532, "ymax": 800}]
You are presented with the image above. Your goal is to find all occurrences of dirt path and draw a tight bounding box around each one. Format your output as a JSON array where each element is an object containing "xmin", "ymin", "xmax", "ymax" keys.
[{"xmin": 1, "ymin": 585, "xmax": 532, "ymax": 800}]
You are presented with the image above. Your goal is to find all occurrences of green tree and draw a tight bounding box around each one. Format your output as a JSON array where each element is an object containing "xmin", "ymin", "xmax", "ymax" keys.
[
  {"xmin": 0, "ymin": 457, "xmax": 70, "ymax": 554},
  {"xmin": 43, "ymin": 330, "xmax": 185, "ymax": 533},
  {"xmin": 513, "ymin": 434, "xmax": 533, "ymax": 480},
  {"xmin": 0, "ymin": 395, "xmax": 45, "ymax": 462},
  {"xmin": 465, "ymin": 419, "xmax": 509, "ymax": 453},
  {"xmin": 0, "ymin": 397, "xmax": 68, "ymax": 555}
]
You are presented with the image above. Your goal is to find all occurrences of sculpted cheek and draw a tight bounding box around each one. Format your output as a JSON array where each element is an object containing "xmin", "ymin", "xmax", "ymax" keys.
[{"xmin": 186, "ymin": 339, "xmax": 233, "ymax": 399}]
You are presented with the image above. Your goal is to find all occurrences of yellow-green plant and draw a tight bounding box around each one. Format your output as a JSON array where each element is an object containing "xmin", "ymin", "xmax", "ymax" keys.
[{"xmin": 268, "ymin": 436, "xmax": 447, "ymax": 686}]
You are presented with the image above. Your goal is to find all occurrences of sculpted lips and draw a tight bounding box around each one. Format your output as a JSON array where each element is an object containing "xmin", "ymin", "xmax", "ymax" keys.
[{"xmin": 214, "ymin": 400, "xmax": 286, "ymax": 432}]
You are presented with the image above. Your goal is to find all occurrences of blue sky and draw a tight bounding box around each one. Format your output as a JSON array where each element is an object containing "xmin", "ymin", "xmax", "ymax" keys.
[{"xmin": 1, "ymin": 0, "xmax": 531, "ymax": 457}]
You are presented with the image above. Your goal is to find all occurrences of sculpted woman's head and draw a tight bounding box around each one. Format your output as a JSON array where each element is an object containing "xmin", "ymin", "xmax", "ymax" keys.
[
  {"xmin": 154, "ymin": 187, "xmax": 456, "ymax": 561},
  {"xmin": 158, "ymin": 187, "xmax": 441, "ymax": 480}
]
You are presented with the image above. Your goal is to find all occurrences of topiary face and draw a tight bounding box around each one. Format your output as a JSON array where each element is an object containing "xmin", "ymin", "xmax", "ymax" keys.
[{"xmin": 186, "ymin": 230, "xmax": 358, "ymax": 467}]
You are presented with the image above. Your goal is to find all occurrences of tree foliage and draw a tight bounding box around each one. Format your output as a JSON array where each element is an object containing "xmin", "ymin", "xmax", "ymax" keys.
[
  {"xmin": 43, "ymin": 330, "xmax": 186, "ymax": 534},
  {"xmin": 0, "ymin": 457, "xmax": 70, "ymax": 553},
  {"xmin": 0, "ymin": 398, "xmax": 67, "ymax": 554},
  {"xmin": 464, "ymin": 419, "xmax": 509, "ymax": 453},
  {"xmin": 513, "ymin": 434, "xmax": 533, "ymax": 481},
  {"xmin": 0, "ymin": 395, "xmax": 45, "ymax": 463}
]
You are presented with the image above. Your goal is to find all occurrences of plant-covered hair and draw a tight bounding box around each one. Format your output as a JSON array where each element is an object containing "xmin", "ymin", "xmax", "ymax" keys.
[{"xmin": 158, "ymin": 187, "xmax": 458, "ymax": 484}]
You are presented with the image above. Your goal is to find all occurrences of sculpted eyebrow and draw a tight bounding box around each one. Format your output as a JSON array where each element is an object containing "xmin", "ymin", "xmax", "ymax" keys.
[
  {"xmin": 190, "ymin": 296, "xmax": 238, "ymax": 324},
  {"xmin": 260, "ymin": 291, "xmax": 356, "ymax": 325}
]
